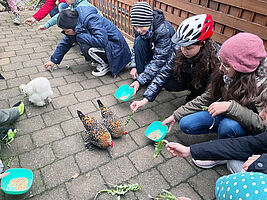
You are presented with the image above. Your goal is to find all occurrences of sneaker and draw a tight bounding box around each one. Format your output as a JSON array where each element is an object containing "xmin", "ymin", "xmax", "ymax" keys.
[
  {"xmin": 192, "ymin": 158, "xmax": 227, "ymax": 169},
  {"xmin": 13, "ymin": 13, "xmax": 20, "ymax": 25},
  {"xmin": 90, "ymin": 61, "xmax": 98, "ymax": 67},
  {"xmin": 13, "ymin": 101, "xmax": 24, "ymax": 115},
  {"xmin": 92, "ymin": 64, "xmax": 110, "ymax": 77}
]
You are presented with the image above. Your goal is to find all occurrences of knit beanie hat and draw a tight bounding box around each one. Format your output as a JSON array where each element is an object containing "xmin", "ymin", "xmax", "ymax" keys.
[
  {"xmin": 130, "ymin": 2, "xmax": 153, "ymax": 27},
  {"xmin": 57, "ymin": 9, "xmax": 78, "ymax": 30},
  {"xmin": 219, "ymin": 32, "xmax": 266, "ymax": 73}
]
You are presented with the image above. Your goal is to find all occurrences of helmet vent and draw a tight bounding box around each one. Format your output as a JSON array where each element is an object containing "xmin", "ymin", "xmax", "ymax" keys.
[
  {"xmin": 185, "ymin": 29, "xmax": 193, "ymax": 38},
  {"xmin": 197, "ymin": 24, "xmax": 201, "ymax": 28},
  {"xmin": 182, "ymin": 24, "xmax": 189, "ymax": 34},
  {"xmin": 192, "ymin": 32, "xmax": 201, "ymax": 40}
]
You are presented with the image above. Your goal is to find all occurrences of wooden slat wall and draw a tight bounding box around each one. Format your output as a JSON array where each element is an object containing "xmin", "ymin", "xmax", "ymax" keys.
[{"xmin": 92, "ymin": 0, "xmax": 267, "ymax": 49}]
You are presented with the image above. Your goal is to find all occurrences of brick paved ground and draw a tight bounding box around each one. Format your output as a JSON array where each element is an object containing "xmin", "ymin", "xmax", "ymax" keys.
[{"xmin": 0, "ymin": 11, "xmax": 229, "ymax": 200}]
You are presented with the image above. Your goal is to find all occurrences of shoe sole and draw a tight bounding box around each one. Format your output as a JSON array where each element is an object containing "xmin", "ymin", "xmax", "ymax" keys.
[
  {"xmin": 192, "ymin": 159, "xmax": 227, "ymax": 169},
  {"xmin": 92, "ymin": 69, "xmax": 110, "ymax": 77}
]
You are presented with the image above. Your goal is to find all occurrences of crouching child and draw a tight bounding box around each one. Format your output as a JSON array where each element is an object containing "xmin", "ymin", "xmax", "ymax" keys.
[{"xmin": 44, "ymin": 7, "xmax": 131, "ymax": 77}]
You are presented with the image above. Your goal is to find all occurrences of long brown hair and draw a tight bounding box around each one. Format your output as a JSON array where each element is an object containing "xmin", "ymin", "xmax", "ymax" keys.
[
  {"xmin": 173, "ymin": 38, "xmax": 219, "ymax": 89},
  {"xmin": 209, "ymin": 58, "xmax": 267, "ymax": 107}
]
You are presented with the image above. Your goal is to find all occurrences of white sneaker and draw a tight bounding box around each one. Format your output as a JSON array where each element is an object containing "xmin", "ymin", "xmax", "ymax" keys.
[
  {"xmin": 192, "ymin": 158, "xmax": 227, "ymax": 169},
  {"xmin": 90, "ymin": 61, "xmax": 98, "ymax": 67},
  {"xmin": 92, "ymin": 64, "xmax": 110, "ymax": 77}
]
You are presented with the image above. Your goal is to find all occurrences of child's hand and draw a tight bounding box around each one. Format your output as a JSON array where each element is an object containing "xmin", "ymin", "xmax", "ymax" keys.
[
  {"xmin": 24, "ymin": 17, "xmax": 36, "ymax": 25},
  {"xmin": 38, "ymin": 25, "xmax": 47, "ymax": 31},
  {"xmin": 165, "ymin": 142, "xmax": 191, "ymax": 158},
  {"xmin": 0, "ymin": 172, "xmax": 10, "ymax": 179},
  {"xmin": 130, "ymin": 98, "xmax": 148, "ymax": 112},
  {"xmin": 162, "ymin": 114, "xmax": 176, "ymax": 134},
  {"xmin": 129, "ymin": 81, "xmax": 140, "ymax": 96},
  {"xmin": 55, "ymin": 0, "xmax": 59, "ymax": 5},
  {"xmin": 44, "ymin": 61, "xmax": 55, "ymax": 71},
  {"xmin": 130, "ymin": 68, "xmax": 138, "ymax": 79},
  {"xmin": 242, "ymin": 155, "xmax": 261, "ymax": 171},
  {"xmin": 208, "ymin": 101, "xmax": 231, "ymax": 117}
]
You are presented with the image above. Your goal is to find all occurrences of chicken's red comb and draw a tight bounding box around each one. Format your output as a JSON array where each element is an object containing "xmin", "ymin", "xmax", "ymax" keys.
[
  {"xmin": 125, "ymin": 131, "xmax": 128, "ymax": 135},
  {"xmin": 110, "ymin": 141, "xmax": 114, "ymax": 147}
]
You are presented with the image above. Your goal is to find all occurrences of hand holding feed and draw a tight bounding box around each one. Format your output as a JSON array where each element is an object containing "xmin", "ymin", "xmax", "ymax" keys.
[
  {"xmin": 208, "ymin": 101, "xmax": 231, "ymax": 117},
  {"xmin": 166, "ymin": 142, "xmax": 191, "ymax": 157},
  {"xmin": 43, "ymin": 61, "xmax": 55, "ymax": 71},
  {"xmin": 38, "ymin": 25, "xmax": 47, "ymax": 31},
  {"xmin": 162, "ymin": 114, "xmax": 176, "ymax": 134},
  {"xmin": 24, "ymin": 17, "xmax": 36, "ymax": 25},
  {"xmin": 130, "ymin": 98, "xmax": 148, "ymax": 112}
]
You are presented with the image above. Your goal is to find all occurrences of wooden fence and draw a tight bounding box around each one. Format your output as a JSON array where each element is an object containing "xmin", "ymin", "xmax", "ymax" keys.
[{"xmin": 91, "ymin": 0, "xmax": 267, "ymax": 49}]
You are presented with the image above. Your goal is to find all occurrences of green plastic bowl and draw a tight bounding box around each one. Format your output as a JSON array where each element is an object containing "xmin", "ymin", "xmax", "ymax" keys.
[
  {"xmin": 1, "ymin": 168, "xmax": 33, "ymax": 195},
  {"xmin": 114, "ymin": 84, "xmax": 134, "ymax": 101},
  {"xmin": 145, "ymin": 121, "xmax": 168, "ymax": 142}
]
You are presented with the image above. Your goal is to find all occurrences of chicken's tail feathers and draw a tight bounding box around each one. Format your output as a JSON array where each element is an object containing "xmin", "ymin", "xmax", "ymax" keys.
[
  {"xmin": 77, "ymin": 110, "xmax": 85, "ymax": 121},
  {"xmin": 96, "ymin": 99, "xmax": 104, "ymax": 108}
]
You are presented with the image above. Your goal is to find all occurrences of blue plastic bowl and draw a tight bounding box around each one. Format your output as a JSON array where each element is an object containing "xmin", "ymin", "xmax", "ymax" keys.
[
  {"xmin": 1, "ymin": 168, "xmax": 33, "ymax": 195},
  {"xmin": 145, "ymin": 121, "xmax": 168, "ymax": 142},
  {"xmin": 114, "ymin": 84, "xmax": 134, "ymax": 101}
]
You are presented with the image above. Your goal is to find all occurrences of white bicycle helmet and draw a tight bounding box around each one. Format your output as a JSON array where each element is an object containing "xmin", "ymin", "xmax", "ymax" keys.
[{"xmin": 172, "ymin": 14, "xmax": 214, "ymax": 47}]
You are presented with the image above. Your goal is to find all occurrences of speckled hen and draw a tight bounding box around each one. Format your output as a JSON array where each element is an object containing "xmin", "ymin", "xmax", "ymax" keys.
[
  {"xmin": 97, "ymin": 99, "xmax": 128, "ymax": 138},
  {"xmin": 77, "ymin": 110, "xmax": 113, "ymax": 149}
]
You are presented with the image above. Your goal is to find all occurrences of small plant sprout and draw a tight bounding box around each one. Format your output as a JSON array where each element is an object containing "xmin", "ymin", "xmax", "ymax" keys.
[
  {"xmin": 201, "ymin": 106, "xmax": 209, "ymax": 111},
  {"xmin": 125, "ymin": 111, "xmax": 134, "ymax": 126},
  {"xmin": 66, "ymin": 64, "xmax": 70, "ymax": 70},
  {"xmin": 94, "ymin": 183, "xmax": 142, "ymax": 200},
  {"xmin": 153, "ymin": 139, "xmax": 168, "ymax": 158}
]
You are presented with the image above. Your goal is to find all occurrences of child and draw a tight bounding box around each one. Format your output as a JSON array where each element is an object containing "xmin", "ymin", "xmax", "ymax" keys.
[
  {"xmin": 128, "ymin": 2, "xmax": 176, "ymax": 112},
  {"xmin": 37, "ymin": 0, "xmax": 102, "ymax": 31},
  {"xmin": 43, "ymin": 8, "xmax": 131, "ymax": 77},
  {"xmin": 130, "ymin": 13, "xmax": 219, "ymax": 112},
  {"xmin": 6, "ymin": 0, "xmax": 20, "ymax": 25},
  {"xmin": 24, "ymin": 0, "xmax": 68, "ymax": 26},
  {"xmin": 163, "ymin": 33, "xmax": 267, "ymax": 139}
]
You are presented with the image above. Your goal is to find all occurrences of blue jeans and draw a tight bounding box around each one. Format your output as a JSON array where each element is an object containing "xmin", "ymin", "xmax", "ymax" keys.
[
  {"xmin": 133, "ymin": 36, "xmax": 153, "ymax": 74},
  {"xmin": 179, "ymin": 111, "xmax": 247, "ymax": 139},
  {"xmin": 49, "ymin": 2, "xmax": 69, "ymax": 17}
]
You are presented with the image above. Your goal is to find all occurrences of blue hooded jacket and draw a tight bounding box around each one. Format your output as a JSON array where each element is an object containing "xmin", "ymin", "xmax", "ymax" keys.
[
  {"xmin": 129, "ymin": 10, "xmax": 177, "ymax": 102},
  {"xmin": 51, "ymin": 6, "xmax": 131, "ymax": 76}
]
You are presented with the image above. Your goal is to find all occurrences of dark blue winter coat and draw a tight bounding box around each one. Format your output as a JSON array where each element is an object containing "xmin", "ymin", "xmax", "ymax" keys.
[
  {"xmin": 51, "ymin": 6, "xmax": 131, "ymax": 76},
  {"xmin": 129, "ymin": 10, "xmax": 177, "ymax": 102}
]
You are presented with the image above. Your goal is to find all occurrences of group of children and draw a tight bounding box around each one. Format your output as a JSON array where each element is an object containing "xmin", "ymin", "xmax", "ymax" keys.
[{"xmin": 2, "ymin": 0, "xmax": 267, "ymax": 199}]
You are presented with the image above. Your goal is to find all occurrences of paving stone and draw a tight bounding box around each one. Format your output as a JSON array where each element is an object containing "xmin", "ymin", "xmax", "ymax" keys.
[
  {"xmin": 96, "ymin": 83, "xmax": 118, "ymax": 96},
  {"xmin": 7, "ymin": 76, "xmax": 30, "ymax": 88},
  {"xmin": 0, "ymin": 50, "xmax": 15, "ymax": 58},
  {"xmin": 170, "ymin": 183, "xmax": 202, "ymax": 200},
  {"xmin": 178, "ymin": 132, "xmax": 217, "ymax": 146},
  {"xmin": 130, "ymin": 169, "xmax": 170, "ymax": 199},
  {"xmin": 23, "ymin": 58, "xmax": 44, "ymax": 68},
  {"xmin": 64, "ymin": 73, "xmax": 88, "ymax": 84},
  {"xmin": 30, "ymin": 185, "xmax": 69, "ymax": 200},
  {"xmin": 2, "ymin": 155, "xmax": 20, "ymax": 169},
  {"xmin": 32, "ymin": 125, "xmax": 65, "ymax": 147},
  {"xmin": 99, "ymin": 74, "xmax": 122, "ymax": 84},
  {"xmin": 30, "ymin": 71, "xmax": 53, "ymax": 79},
  {"xmin": 41, "ymin": 156, "xmax": 79, "ymax": 189},
  {"xmin": 104, "ymin": 102, "xmax": 132, "ymax": 118},
  {"xmin": 68, "ymin": 100, "xmax": 97, "ymax": 117},
  {"xmin": 58, "ymin": 82, "xmax": 83, "ymax": 95},
  {"xmin": 0, "ymin": 134, "xmax": 33, "ymax": 160},
  {"xmin": 30, "ymin": 170, "xmax": 46, "ymax": 196},
  {"xmin": 75, "ymin": 149, "xmax": 110, "ymax": 173},
  {"xmin": 129, "ymin": 146, "xmax": 164, "ymax": 172},
  {"xmin": 158, "ymin": 157, "xmax": 197, "ymax": 186},
  {"xmin": 53, "ymin": 134, "xmax": 84, "ymax": 159},
  {"xmin": 14, "ymin": 115, "xmax": 45, "ymax": 135},
  {"xmin": 25, "ymin": 102, "xmax": 54, "ymax": 118},
  {"xmin": 74, "ymin": 88, "xmax": 100, "ymax": 102},
  {"xmin": 133, "ymin": 109, "xmax": 159, "ymax": 127},
  {"xmin": 52, "ymin": 94, "xmax": 78, "ymax": 109},
  {"xmin": 19, "ymin": 144, "xmax": 55, "ymax": 170},
  {"xmin": 0, "ymin": 71, "xmax": 16, "ymax": 80},
  {"xmin": 152, "ymin": 102, "xmax": 177, "ymax": 120},
  {"xmin": 108, "ymin": 134, "xmax": 138, "ymax": 158},
  {"xmin": 49, "ymin": 77, "xmax": 67, "ymax": 87},
  {"xmin": 188, "ymin": 169, "xmax": 220, "ymax": 200},
  {"xmin": 42, "ymin": 107, "xmax": 73, "ymax": 126},
  {"xmin": 10, "ymin": 54, "xmax": 30, "ymax": 63},
  {"xmin": 130, "ymin": 127, "xmax": 152, "ymax": 147},
  {"xmin": 99, "ymin": 156, "xmax": 138, "ymax": 185},
  {"xmin": 2, "ymin": 62, "xmax": 23, "ymax": 71},
  {"xmin": 16, "ymin": 67, "xmax": 38, "ymax": 77},
  {"xmin": 65, "ymin": 170, "xmax": 105, "ymax": 200},
  {"xmin": 121, "ymin": 114, "xmax": 139, "ymax": 133},
  {"xmin": 0, "ymin": 81, "xmax": 7, "ymax": 90},
  {"xmin": 16, "ymin": 48, "xmax": 34, "ymax": 56},
  {"xmin": 155, "ymin": 89, "xmax": 176, "ymax": 103},
  {"xmin": 80, "ymin": 78, "xmax": 103, "ymax": 89},
  {"xmin": 61, "ymin": 117, "xmax": 84, "ymax": 136}
]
